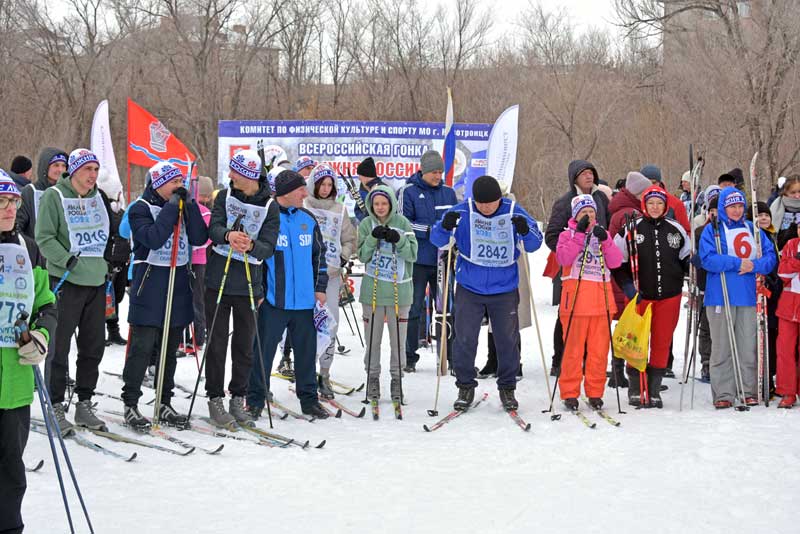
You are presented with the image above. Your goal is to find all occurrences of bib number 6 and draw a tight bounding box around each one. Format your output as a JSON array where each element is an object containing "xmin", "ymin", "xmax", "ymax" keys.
[{"xmin": 733, "ymin": 232, "xmax": 753, "ymax": 259}]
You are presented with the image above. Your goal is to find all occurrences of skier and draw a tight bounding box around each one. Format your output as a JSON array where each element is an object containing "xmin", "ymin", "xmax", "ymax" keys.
[
  {"xmin": 613, "ymin": 186, "xmax": 690, "ymax": 407},
  {"xmin": 698, "ymin": 186, "xmax": 776, "ymax": 409},
  {"xmin": 544, "ymin": 160, "xmax": 609, "ymax": 377},
  {"xmin": 0, "ymin": 170, "xmax": 56, "ymax": 534},
  {"xmin": 555, "ymin": 194, "xmax": 621, "ymax": 410},
  {"xmin": 303, "ymin": 164, "xmax": 357, "ymax": 398},
  {"xmin": 358, "ymin": 185, "xmax": 418, "ymax": 404},
  {"xmin": 36, "ymin": 148, "xmax": 117, "ymax": 434},
  {"xmin": 205, "ymin": 149, "xmax": 279, "ymax": 427},
  {"xmin": 776, "ymin": 216, "xmax": 800, "ymax": 408},
  {"xmin": 247, "ymin": 170, "xmax": 330, "ymax": 419},
  {"xmin": 769, "ymin": 175, "xmax": 800, "ymax": 250},
  {"xmin": 16, "ymin": 147, "xmax": 67, "ymax": 240},
  {"xmin": 120, "ymin": 162, "xmax": 208, "ymax": 429},
  {"xmin": 639, "ymin": 164, "xmax": 691, "ymax": 233},
  {"xmin": 431, "ymin": 175, "xmax": 541, "ymax": 411},
  {"xmin": 397, "ymin": 149, "xmax": 457, "ymax": 372}
]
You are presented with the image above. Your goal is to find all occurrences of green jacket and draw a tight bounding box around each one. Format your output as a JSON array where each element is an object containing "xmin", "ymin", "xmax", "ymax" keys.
[
  {"xmin": 357, "ymin": 185, "xmax": 418, "ymax": 306},
  {"xmin": 0, "ymin": 235, "xmax": 57, "ymax": 409},
  {"xmin": 35, "ymin": 176, "xmax": 111, "ymax": 287}
]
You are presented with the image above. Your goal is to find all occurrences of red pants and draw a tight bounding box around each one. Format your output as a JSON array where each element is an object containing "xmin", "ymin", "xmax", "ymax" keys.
[
  {"xmin": 776, "ymin": 318, "xmax": 800, "ymax": 396},
  {"xmin": 559, "ymin": 314, "xmax": 608, "ymax": 399},
  {"xmin": 636, "ymin": 294, "xmax": 681, "ymax": 369}
]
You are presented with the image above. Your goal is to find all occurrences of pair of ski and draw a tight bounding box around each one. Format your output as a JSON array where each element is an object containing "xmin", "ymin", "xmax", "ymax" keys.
[
  {"xmin": 422, "ymin": 393, "xmax": 531, "ymax": 432},
  {"xmin": 562, "ymin": 399, "xmax": 621, "ymax": 428},
  {"xmin": 200, "ymin": 417, "xmax": 326, "ymax": 449},
  {"xmin": 31, "ymin": 417, "xmax": 146, "ymax": 461},
  {"xmin": 102, "ymin": 411, "xmax": 224, "ymax": 455},
  {"xmin": 368, "ymin": 399, "xmax": 403, "ymax": 420},
  {"xmin": 272, "ymin": 372, "xmax": 363, "ymax": 396}
]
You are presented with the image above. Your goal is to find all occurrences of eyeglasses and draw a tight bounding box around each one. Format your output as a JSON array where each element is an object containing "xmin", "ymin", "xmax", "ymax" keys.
[{"xmin": 0, "ymin": 198, "xmax": 21, "ymax": 210}]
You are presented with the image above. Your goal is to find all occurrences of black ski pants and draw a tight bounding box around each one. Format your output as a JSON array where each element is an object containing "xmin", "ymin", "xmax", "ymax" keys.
[
  {"xmin": 406, "ymin": 263, "xmax": 437, "ymax": 364},
  {"xmin": 122, "ymin": 325, "xmax": 182, "ymax": 407},
  {"xmin": 47, "ymin": 279, "xmax": 106, "ymax": 403},
  {"xmin": 0, "ymin": 405, "xmax": 30, "ymax": 534},
  {"xmin": 204, "ymin": 291, "xmax": 255, "ymax": 399}
]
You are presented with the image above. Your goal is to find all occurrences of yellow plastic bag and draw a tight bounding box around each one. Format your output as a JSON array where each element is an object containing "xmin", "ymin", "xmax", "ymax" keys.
[{"xmin": 612, "ymin": 297, "xmax": 652, "ymax": 372}]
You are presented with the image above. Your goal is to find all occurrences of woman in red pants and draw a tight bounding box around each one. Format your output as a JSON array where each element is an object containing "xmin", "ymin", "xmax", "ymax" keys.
[{"xmin": 613, "ymin": 186, "xmax": 691, "ymax": 408}]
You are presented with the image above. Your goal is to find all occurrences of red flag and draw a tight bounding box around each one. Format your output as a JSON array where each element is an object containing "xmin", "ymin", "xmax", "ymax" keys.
[{"xmin": 127, "ymin": 98, "xmax": 194, "ymax": 171}]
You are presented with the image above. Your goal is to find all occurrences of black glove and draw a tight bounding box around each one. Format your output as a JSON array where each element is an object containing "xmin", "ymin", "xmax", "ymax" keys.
[
  {"xmin": 384, "ymin": 228, "xmax": 401, "ymax": 244},
  {"xmin": 442, "ymin": 211, "xmax": 461, "ymax": 231},
  {"xmin": 576, "ymin": 215, "xmax": 590, "ymax": 233},
  {"xmin": 690, "ymin": 254, "xmax": 703, "ymax": 268},
  {"xmin": 592, "ymin": 225, "xmax": 608, "ymax": 241},
  {"xmin": 371, "ymin": 225, "xmax": 389, "ymax": 241},
  {"xmin": 66, "ymin": 255, "xmax": 79, "ymax": 271},
  {"xmin": 511, "ymin": 215, "xmax": 529, "ymax": 236},
  {"xmin": 170, "ymin": 187, "xmax": 188, "ymax": 205}
]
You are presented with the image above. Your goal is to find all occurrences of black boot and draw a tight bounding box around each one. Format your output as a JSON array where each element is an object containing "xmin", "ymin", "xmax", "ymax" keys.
[
  {"xmin": 627, "ymin": 366, "xmax": 641, "ymax": 407},
  {"xmin": 479, "ymin": 333, "xmax": 498, "ymax": 378},
  {"xmin": 647, "ymin": 367, "xmax": 665, "ymax": 408},
  {"xmin": 454, "ymin": 385, "xmax": 475, "ymax": 411},
  {"xmin": 106, "ymin": 322, "xmax": 127, "ymax": 347},
  {"xmin": 498, "ymin": 388, "xmax": 518, "ymax": 411},
  {"xmin": 607, "ymin": 357, "xmax": 629, "ymax": 388}
]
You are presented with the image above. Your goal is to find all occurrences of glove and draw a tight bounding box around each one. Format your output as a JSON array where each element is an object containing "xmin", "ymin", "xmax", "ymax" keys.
[
  {"xmin": 65, "ymin": 255, "xmax": 79, "ymax": 271},
  {"xmin": 18, "ymin": 330, "xmax": 48, "ymax": 366},
  {"xmin": 442, "ymin": 211, "xmax": 461, "ymax": 231},
  {"xmin": 592, "ymin": 225, "xmax": 608, "ymax": 241},
  {"xmin": 576, "ymin": 215, "xmax": 590, "ymax": 233},
  {"xmin": 371, "ymin": 225, "xmax": 389, "ymax": 240},
  {"xmin": 690, "ymin": 254, "xmax": 703, "ymax": 268},
  {"xmin": 384, "ymin": 228, "xmax": 401, "ymax": 244},
  {"xmin": 621, "ymin": 280, "xmax": 637, "ymax": 300},
  {"xmin": 170, "ymin": 187, "xmax": 188, "ymax": 206},
  {"xmin": 511, "ymin": 215, "xmax": 530, "ymax": 236}
]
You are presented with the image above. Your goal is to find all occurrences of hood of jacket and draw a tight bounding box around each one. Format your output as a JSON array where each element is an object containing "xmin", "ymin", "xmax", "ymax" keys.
[
  {"xmin": 640, "ymin": 185, "xmax": 670, "ymax": 219},
  {"xmin": 35, "ymin": 147, "xmax": 67, "ymax": 190},
  {"xmin": 717, "ymin": 186, "xmax": 748, "ymax": 227},
  {"xmin": 568, "ymin": 159, "xmax": 598, "ymax": 189},
  {"xmin": 304, "ymin": 193, "xmax": 341, "ymax": 212},
  {"xmin": 366, "ymin": 185, "xmax": 398, "ymax": 223}
]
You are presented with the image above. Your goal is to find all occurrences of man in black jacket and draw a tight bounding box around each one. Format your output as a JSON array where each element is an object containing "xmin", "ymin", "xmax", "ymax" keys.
[{"xmin": 544, "ymin": 160, "xmax": 609, "ymax": 374}]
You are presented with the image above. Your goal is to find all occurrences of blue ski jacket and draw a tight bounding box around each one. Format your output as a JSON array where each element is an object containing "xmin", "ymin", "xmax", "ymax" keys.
[
  {"xmin": 699, "ymin": 186, "xmax": 776, "ymax": 307},
  {"xmin": 430, "ymin": 198, "xmax": 542, "ymax": 296},
  {"xmin": 264, "ymin": 205, "xmax": 328, "ymax": 310},
  {"xmin": 398, "ymin": 171, "xmax": 458, "ymax": 267}
]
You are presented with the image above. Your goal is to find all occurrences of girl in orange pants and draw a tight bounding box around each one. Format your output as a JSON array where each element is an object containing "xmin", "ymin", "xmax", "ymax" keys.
[{"xmin": 556, "ymin": 195, "xmax": 622, "ymax": 410}]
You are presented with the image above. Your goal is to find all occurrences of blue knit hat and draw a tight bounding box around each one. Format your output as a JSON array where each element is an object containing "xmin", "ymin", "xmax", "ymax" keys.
[
  {"xmin": 148, "ymin": 161, "xmax": 184, "ymax": 190},
  {"xmin": 295, "ymin": 156, "xmax": 316, "ymax": 172},
  {"xmin": 68, "ymin": 148, "xmax": 99, "ymax": 176},
  {"xmin": 723, "ymin": 190, "xmax": 745, "ymax": 208},
  {"xmin": 643, "ymin": 186, "xmax": 668, "ymax": 205},
  {"xmin": 229, "ymin": 149, "xmax": 261, "ymax": 181},
  {"xmin": 0, "ymin": 170, "xmax": 21, "ymax": 197},
  {"xmin": 571, "ymin": 194, "xmax": 597, "ymax": 219}
]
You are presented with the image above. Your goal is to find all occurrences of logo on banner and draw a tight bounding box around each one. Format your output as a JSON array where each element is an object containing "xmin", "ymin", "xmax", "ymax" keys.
[{"xmin": 150, "ymin": 121, "xmax": 172, "ymax": 152}]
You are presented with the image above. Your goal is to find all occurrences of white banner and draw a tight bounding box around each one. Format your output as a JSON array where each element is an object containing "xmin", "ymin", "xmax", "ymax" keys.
[
  {"xmin": 91, "ymin": 99, "xmax": 124, "ymax": 206},
  {"xmin": 486, "ymin": 105, "xmax": 519, "ymax": 189}
]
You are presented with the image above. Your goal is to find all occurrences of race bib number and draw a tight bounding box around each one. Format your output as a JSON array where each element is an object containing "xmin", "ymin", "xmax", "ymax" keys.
[
  {"xmin": 213, "ymin": 195, "xmax": 270, "ymax": 264},
  {"xmin": 57, "ymin": 190, "xmax": 110, "ymax": 258},
  {"xmin": 366, "ymin": 239, "xmax": 405, "ymax": 282},
  {"xmin": 144, "ymin": 203, "xmax": 190, "ymax": 267},
  {"xmin": 466, "ymin": 201, "xmax": 515, "ymax": 268},
  {"xmin": 0, "ymin": 238, "xmax": 35, "ymax": 347},
  {"xmin": 725, "ymin": 227, "xmax": 756, "ymax": 260}
]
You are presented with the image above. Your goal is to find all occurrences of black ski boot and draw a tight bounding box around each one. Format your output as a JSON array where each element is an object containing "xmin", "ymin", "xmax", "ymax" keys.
[
  {"xmin": 124, "ymin": 405, "xmax": 151, "ymax": 431},
  {"xmin": 588, "ymin": 397, "xmax": 603, "ymax": 410},
  {"xmin": 277, "ymin": 356, "xmax": 294, "ymax": 379},
  {"xmin": 302, "ymin": 402, "xmax": 330, "ymax": 419},
  {"xmin": 159, "ymin": 404, "xmax": 190, "ymax": 429},
  {"xmin": 516, "ymin": 363, "xmax": 523, "ymax": 381},
  {"xmin": 247, "ymin": 404, "xmax": 262, "ymax": 421},
  {"xmin": 607, "ymin": 357, "xmax": 629, "ymax": 388},
  {"xmin": 627, "ymin": 366, "xmax": 641, "ymax": 407},
  {"xmin": 647, "ymin": 367, "xmax": 665, "ymax": 408},
  {"xmin": 106, "ymin": 323, "xmax": 127, "ymax": 347},
  {"xmin": 453, "ymin": 385, "xmax": 475, "ymax": 411},
  {"xmin": 498, "ymin": 388, "xmax": 518, "ymax": 411},
  {"xmin": 701, "ymin": 362, "xmax": 710, "ymax": 383},
  {"xmin": 563, "ymin": 398, "xmax": 578, "ymax": 411}
]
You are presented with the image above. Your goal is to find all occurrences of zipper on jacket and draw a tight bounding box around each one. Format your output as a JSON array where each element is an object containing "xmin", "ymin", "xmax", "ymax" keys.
[{"xmin": 137, "ymin": 265, "xmax": 152, "ymax": 297}]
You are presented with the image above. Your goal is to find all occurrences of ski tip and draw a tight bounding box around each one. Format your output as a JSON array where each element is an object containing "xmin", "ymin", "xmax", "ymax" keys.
[
  {"xmin": 423, "ymin": 425, "xmax": 432, "ymax": 432},
  {"xmin": 127, "ymin": 452, "xmax": 138, "ymax": 462},
  {"xmin": 26, "ymin": 459, "xmax": 45, "ymax": 472},
  {"xmin": 334, "ymin": 409, "xmax": 343, "ymax": 419},
  {"xmin": 280, "ymin": 413, "xmax": 289, "ymax": 420},
  {"xmin": 356, "ymin": 407, "xmax": 366, "ymax": 418},
  {"xmin": 181, "ymin": 447, "xmax": 197, "ymax": 456},
  {"xmin": 355, "ymin": 383, "xmax": 365, "ymax": 392},
  {"xmin": 300, "ymin": 440, "xmax": 311, "ymax": 449},
  {"xmin": 210, "ymin": 444, "xmax": 225, "ymax": 454},
  {"xmin": 315, "ymin": 440, "xmax": 326, "ymax": 449}
]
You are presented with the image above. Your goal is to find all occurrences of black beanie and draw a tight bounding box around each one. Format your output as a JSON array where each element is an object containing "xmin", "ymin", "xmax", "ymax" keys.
[
  {"xmin": 472, "ymin": 175, "xmax": 502, "ymax": 203},
  {"xmin": 10, "ymin": 156, "xmax": 32, "ymax": 174},
  {"xmin": 756, "ymin": 201, "xmax": 771, "ymax": 217},
  {"xmin": 274, "ymin": 170, "xmax": 305, "ymax": 197},
  {"xmin": 357, "ymin": 157, "xmax": 377, "ymax": 178},
  {"xmin": 719, "ymin": 168, "xmax": 744, "ymax": 185}
]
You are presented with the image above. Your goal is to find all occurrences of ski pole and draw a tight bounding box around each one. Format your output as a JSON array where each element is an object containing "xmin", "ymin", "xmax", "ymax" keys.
[
  {"xmin": 748, "ymin": 151, "xmax": 769, "ymax": 405},
  {"xmin": 15, "ymin": 313, "xmax": 94, "ymax": 534},
  {"xmin": 187, "ymin": 214, "xmax": 244, "ymax": 420},
  {"xmin": 340, "ymin": 271, "xmax": 365, "ymax": 347},
  {"xmin": 363, "ymin": 242, "xmax": 383, "ymax": 406},
  {"xmin": 428, "ymin": 232, "xmax": 455, "ymax": 417},
  {"xmin": 243, "ymin": 250, "xmax": 274, "ymax": 429},
  {"xmin": 544, "ymin": 230, "xmax": 592, "ymax": 419},
  {"xmin": 391, "ymin": 243, "xmax": 404, "ymax": 409},
  {"xmin": 517, "ymin": 241, "xmax": 553, "ymax": 405},
  {"xmin": 153, "ymin": 199, "xmax": 184, "ymax": 428},
  {"xmin": 596, "ymin": 238, "xmax": 625, "ymax": 415},
  {"xmin": 52, "ymin": 253, "xmax": 80, "ymax": 295}
]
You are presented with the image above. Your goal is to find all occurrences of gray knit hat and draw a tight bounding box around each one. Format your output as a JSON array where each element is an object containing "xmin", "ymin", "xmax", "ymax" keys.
[
  {"xmin": 625, "ymin": 171, "xmax": 651, "ymax": 197},
  {"xmin": 420, "ymin": 150, "xmax": 444, "ymax": 175}
]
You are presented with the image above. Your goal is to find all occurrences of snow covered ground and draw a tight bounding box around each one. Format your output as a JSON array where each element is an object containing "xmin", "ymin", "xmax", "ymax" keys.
[{"xmin": 22, "ymin": 246, "xmax": 800, "ymax": 533}]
